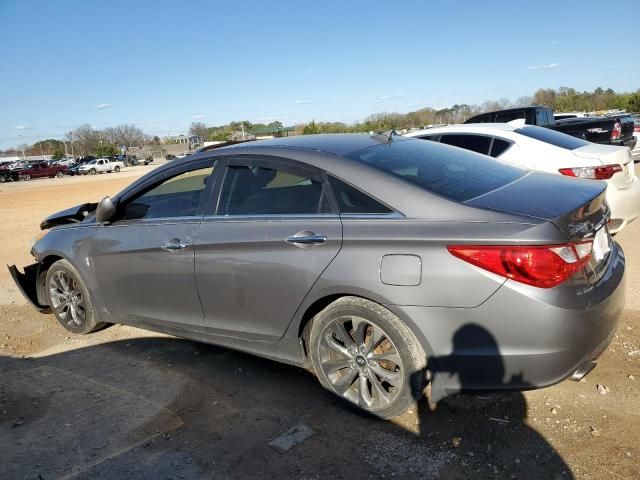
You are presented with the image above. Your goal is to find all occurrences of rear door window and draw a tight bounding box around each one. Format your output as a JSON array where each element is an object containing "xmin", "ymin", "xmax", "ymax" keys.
[
  {"xmin": 346, "ymin": 138, "xmax": 525, "ymax": 202},
  {"xmin": 218, "ymin": 162, "xmax": 326, "ymax": 215},
  {"xmin": 440, "ymin": 134, "xmax": 492, "ymax": 155}
]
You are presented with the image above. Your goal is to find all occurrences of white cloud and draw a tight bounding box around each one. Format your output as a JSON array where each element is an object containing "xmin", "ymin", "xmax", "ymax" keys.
[
  {"xmin": 257, "ymin": 116, "xmax": 283, "ymax": 122},
  {"xmin": 295, "ymin": 100, "xmax": 313, "ymax": 104},
  {"xmin": 96, "ymin": 103, "xmax": 111, "ymax": 109},
  {"xmin": 192, "ymin": 114, "xmax": 206, "ymax": 120},
  {"xmin": 376, "ymin": 94, "xmax": 404, "ymax": 103},
  {"xmin": 527, "ymin": 63, "xmax": 559, "ymax": 70},
  {"xmin": 13, "ymin": 125, "xmax": 32, "ymax": 130},
  {"xmin": 406, "ymin": 102, "xmax": 424, "ymax": 107}
]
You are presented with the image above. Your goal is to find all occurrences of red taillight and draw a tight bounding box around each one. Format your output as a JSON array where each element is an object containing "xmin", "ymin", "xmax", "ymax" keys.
[
  {"xmin": 447, "ymin": 242, "xmax": 592, "ymax": 288},
  {"xmin": 559, "ymin": 164, "xmax": 623, "ymax": 180},
  {"xmin": 611, "ymin": 121, "xmax": 622, "ymax": 140},
  {"xmin": 634, "ymin": 125, "xmax": 640, "ymax": 133}
]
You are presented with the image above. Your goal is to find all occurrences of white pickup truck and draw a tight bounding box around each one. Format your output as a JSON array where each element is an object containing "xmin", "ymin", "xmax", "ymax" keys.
[{"xmin": 78, "ymin": 158, "xmax": 125, "ymax": 175}]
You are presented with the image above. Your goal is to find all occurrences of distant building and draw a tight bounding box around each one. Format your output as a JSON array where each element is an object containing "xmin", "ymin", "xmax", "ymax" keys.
[
  {"xmin": 164, "ymin": 134, "xmax": 204, "ymax": 149},
  {"xmin": 0, "ymin": 154, "xmax": 52, "ymax": 162},
  {"xmin": 250, "ymin": 126, "xmax": 297, "ymax": 138}
]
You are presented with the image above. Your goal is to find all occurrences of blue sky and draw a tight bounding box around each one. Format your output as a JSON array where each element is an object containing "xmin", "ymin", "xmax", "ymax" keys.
[{"xmin": 1, "ymin": 0, "xmax": 638, "ymax": 149}]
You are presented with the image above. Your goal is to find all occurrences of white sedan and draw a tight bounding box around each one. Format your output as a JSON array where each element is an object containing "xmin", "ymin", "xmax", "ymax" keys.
[
  {"xmin": 632, "ymin": 116, "xmax": 640, "ymax": 162},
  {"xmin": 405, "ymin": 123, "xmax": 640, "ymax": 234}
]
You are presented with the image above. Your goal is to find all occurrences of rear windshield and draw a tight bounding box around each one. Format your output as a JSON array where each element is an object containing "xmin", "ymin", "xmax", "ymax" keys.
[
  {"xmin": 345, "ymin": 138, "xmax": 525, "ymax": 202},
  {"xmin": 515, "ymin": 126, "xmax": 590, "ymax": 150}
]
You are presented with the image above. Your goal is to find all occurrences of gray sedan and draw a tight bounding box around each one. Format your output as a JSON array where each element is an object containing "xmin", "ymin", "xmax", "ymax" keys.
[{"xmin": 9, "ymin": 133, "xmax": 625, "ymax": 419}]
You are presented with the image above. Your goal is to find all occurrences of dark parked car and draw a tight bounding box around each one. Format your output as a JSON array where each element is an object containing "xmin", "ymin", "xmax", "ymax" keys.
[
  {"xmin": 465, "ymin": 106, "xmax": 636, "ymax": 149},
  {"xmin": 0, "ymin": 160, "xmax": 30, "ymax": 182},
  {"xmin": 9, "ymin": 134, "xmax": 624, "ymax": 419},
  {"xmin": 9, "ymin": 161, "xmax": 67, "ymax": 181}
]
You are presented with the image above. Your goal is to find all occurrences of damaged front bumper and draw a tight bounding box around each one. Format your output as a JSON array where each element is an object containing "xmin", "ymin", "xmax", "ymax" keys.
[{"xmin": 7, "ymin": 263, "xmax": 50, "ymax": 313}]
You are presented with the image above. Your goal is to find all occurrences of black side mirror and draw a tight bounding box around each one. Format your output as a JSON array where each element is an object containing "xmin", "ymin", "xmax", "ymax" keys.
[{"xmin": 96, "ymin": 196, "xmax": 116, "ymax": 223}]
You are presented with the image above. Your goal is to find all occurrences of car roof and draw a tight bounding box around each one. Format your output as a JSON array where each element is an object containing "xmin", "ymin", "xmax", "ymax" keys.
[
  {"xmin": 405, "ymin": 123, "xmax": 518, "ymax": 137},
  {"xmin": 210, "ymin": 133, "xmax": 388, "ymax": 157},
  {"xmin": 117, "ymin": 133, "xmax": 531, "ymax": 224}
]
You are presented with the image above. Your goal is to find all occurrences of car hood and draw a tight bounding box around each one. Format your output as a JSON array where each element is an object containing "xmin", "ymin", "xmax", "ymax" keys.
[{"xmin": 40, "ymin": 203, "xmax": 98, "ymax": 230}]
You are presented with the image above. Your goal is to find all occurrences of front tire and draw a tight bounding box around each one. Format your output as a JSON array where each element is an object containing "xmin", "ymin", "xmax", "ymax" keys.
[
  {"xmin": 89, "ymin": 168, "xmax": 97, "ymax": 175},
  {"xmin": 19, "ymin": 174, "xmax": 31, "ymax": 181},
  {"xmin": 309, "ymin": 296, "xmax": 427, "ymax": 419},
  {"xmin": 56, "ymin": 171, "xmax": 64, "ymax": 178},
  {"xmin": 45, "ymin": 259, "xmax": 104, "ymax": 334}
]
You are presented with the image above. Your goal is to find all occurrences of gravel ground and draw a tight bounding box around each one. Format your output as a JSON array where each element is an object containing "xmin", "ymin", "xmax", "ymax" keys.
[{"xmin": 0, "ymin": 165, "xmax": 638, "ymax": 479}]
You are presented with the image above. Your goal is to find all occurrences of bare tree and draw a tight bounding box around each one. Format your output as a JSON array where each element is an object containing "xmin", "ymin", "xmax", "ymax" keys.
[
  {"xmin": 103, "ymin": 124, "xmax": 149, "ymax": 147},
  {"xmin": 513, "ymin": 96, "xmax": 533, "ymax": 107},
  {"xmin": 189, "ymin": 122, "xmax": 209, "ymax": 138},
  {"xmin": 66, "ymin": 124, "xmax": 100, "ymax": 156}
]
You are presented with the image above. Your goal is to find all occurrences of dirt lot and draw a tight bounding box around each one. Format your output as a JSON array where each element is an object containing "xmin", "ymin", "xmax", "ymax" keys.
[{"xmin": 0, "ymin": 167, "xmax": 638, "ymax": 479}]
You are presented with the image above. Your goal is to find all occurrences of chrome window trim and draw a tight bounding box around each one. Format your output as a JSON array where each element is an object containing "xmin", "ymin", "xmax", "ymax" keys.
[
  {"xmin": 339, "ymin": 212, "xmax": 405, "ymax": 220},
  {"xmin": 200, "ymin": 213, "xmax": 341, "ymax": 222}
]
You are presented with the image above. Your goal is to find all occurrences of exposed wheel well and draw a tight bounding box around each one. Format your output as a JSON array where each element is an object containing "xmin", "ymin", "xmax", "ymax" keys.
[
  {"xmin": 297, "ymin": 294, "xmax": 345, "ymax": 365},
  {"xmin": 296, "ymin": 293, "xmax": 435, "ymax": 376},
  {"xmin": 36, "ymin": 254, "xmax": 64, "ymax": 305}
]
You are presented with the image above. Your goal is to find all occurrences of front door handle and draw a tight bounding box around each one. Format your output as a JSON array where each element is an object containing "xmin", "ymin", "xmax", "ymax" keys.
[
  {"xmin": 161, "ymin": 239, "xmax": 189, "ymax": 252},
  {"xmin": 285, "ymin": 231, "xmax": 327, "ymax": 246}
]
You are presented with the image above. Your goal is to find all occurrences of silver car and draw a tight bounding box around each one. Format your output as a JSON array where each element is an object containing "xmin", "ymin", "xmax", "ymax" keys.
[{"xmin": 9, "ymin": 134, "xmax": 625, "ymax": 419}]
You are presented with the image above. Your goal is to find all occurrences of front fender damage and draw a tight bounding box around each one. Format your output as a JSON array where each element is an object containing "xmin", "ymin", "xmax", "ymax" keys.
[{"xmin": 7, "ymin": 263, "xmax": 50, "ymax": 313}]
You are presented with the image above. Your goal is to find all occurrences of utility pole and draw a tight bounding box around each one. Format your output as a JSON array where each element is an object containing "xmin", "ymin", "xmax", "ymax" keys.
[
  {"xmin": 19, "ymin": 134, "xmax": 25, "ymax": 160},
  {"xmin": 39, "ymin": 138, "xmax": 44, "ymax": 160},
  {"xmin": 241, "ymin": 122, "xmax": 246, "ymax": 140},
  {"xmin": 70, "ymin": 133, "xmax": 75, "ymax": 158}
]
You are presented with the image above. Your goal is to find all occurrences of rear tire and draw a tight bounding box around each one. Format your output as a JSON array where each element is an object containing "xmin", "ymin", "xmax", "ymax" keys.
[
  {"xmin": 114, "ymin": 165, "xmax": 120, "ymax": 172},
  {"xmin": 45, "ymin": 259, "xmax": 105, "ymax": 334},
  {"xmin": 309, "ymin": 296, "xmax": 427, "ymax": 419}
]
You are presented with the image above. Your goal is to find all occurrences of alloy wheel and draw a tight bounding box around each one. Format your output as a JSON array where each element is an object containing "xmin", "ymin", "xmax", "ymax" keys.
[
  {"xmin": 49, "ymin": 270, "xmax": 86, "ymax": 327},
  {"xmin": 318, "ymin": 316, "xmax": 404, "ymax": 411}
]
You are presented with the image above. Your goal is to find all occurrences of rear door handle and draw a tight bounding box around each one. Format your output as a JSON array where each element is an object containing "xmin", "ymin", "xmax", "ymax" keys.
[
  {"xmin": 161, "ymin": 239, "xmax": 189, "ymax": 252},
  {"xmin": 285, "ymin": 231, "xmax": 327, "ymax": 246}
]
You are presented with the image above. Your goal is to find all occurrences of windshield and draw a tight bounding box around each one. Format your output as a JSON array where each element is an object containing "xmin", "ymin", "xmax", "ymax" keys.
[
  {"xmin": 86, "ymin": 159, "xmax": 98, "ymax": 165},
  {"xmin": 345, "ymin": 138, "xmax": 525, "ymax": 202},
  {"xmin": 515, "ymin": 126, "xmax": 590, "ymax": 150}
]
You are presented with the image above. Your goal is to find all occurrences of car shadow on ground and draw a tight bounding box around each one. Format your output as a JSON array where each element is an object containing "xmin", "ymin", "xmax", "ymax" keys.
[{"xmin": 0, "ymin": 324, "xmax": 572, "ymax": 479}]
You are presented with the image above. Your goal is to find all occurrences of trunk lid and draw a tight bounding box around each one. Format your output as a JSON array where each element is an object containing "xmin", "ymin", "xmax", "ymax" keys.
[
  {"xmin": 619, "ymin": 115, "xmax": 635, "ymax": 142},
  {"xmin": 466, "ymin": 171, "xmax": 608, "ymax": 242},
  {"xmin": 466, "ymin": 171, "xmax": 612, "ymax": 284},
  {"xmin": 572, "ymin": 144, "xmax": 634, "ymax": 189}
]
